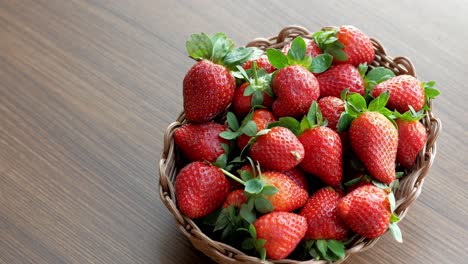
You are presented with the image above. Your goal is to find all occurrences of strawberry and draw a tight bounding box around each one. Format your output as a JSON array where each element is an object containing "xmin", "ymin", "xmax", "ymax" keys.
[
  {"xmin": 231, "ymin": 62, "xmax": 275, "ymax": 117},
  {"xmin": 223, "ymin": 189, "xmax": 247, "ymax": 208},
  {"xmin": 243, "ymin": 55, "xmax": 276, "ymax": 73},
  {"xmin": 317, "ymin": 96, "xmax": 345, "ymax": 131},
  {"xmin": 175, "ymin": 161, "xmax": 230, "ymax": 218},
  {"xmin": 338, "ymin": 92, "xmax": 398, "ymax": 184},
  {"xmin": 299, "ymin": 187, "xmax": 348, "ymax": 240},
  {"xmin": 253, "ymin": 212, "xmax": 307, "ymax": 260},
  {"xmin": 337, "ymin": 185, "xmax": 391, "ymax": 238},
  {"xmin": 314, "ymin": 25, "xmax": 375, "ymax": 66},
  {"xmin": 316, "ymin": 64, "xmax": 365, "ymax": 97},
  {"xmin": 184, "ymin": 33, "xmax": 262, "ymax": 122},
  {"xmin": 281, "ymin": 168, "xmax": 309, "ymax": 192},
  {"xmin": 250, "ymin": 127, "xmax": 305, "ymax": 171},
  {"xmin": 394, "ymin": 108, "xmax": 428, "ymax": 168},
  {"xmin": 372, "ymin": 75, "xmax": 424, "ymax": 112},
  {"xmin": 262, "ymin": 171, "xmax": 308, "ymax": 212},
  {"xmin": 237, "ymin": 109, "xmax": 277, "ymax": 150},
  {"xmin": 282, "ymin": 38, "xmax": 322, "ymax": 58},
  {"xmin": 298, "ymin": 102, "xmax": 343, "ymax": 186},
  {"xmin": 266, "ymin": 37, "xmax": 333, "ymax": 118},
  {"xmin": 174, "ymin": 122, "xmax": 228, "ymax": 162}
]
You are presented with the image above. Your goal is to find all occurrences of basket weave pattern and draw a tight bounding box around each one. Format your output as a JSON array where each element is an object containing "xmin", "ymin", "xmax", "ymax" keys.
[{"xmin": 159, "ymin": 26, "xmax": 441, "ymax": 264}]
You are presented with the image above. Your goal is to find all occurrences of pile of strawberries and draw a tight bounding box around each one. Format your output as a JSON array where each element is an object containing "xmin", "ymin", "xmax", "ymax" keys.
[{"xmin": 172, "ymin": 25, "xmax": 439, "ymax": 261}]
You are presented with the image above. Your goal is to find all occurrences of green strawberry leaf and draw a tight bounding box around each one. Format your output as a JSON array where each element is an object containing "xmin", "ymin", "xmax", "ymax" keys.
[
  {"xmin": 245, "ymin": 178, "xmax": 264, "ymax": 194},
  {"xmin": 396, "ymin": 171, "xmax": 404, "ymax": 179},
  {"xmin": 239, "ymin": 170, "xmax": 253, "ymax": 181},
  {"xmin": 365, "ymin": 67, "xmax": 395, "ymax": 84},
  {"xmin": 221, "ymin": 143, "xmax": 230, "ymax": 155},
  {"xmin": 388, "ymin": 192, "xmax": 396, "ymax": 212},
  {"xmin": 391, "ymin": 213, "xmax": 400, "ymax": 223},
  {"xmin": 259, "ymin": 248, "xmax": 267, "ymax": 260},
  {"xmin": 255, "ymin": 129, "xmax": 271, "ymax": 137},
  {"xmin": 186, "ymin": 33, "xmax": 213, "ymax": 60},
  {"xmin": 226, "ymin": 112, "xmax": 239, "ymax": 131},
  {"xmin": 325, "ymin": 45, "xmax": 347, "ymax": 61},
  {"xmin": 372, "ymin": 180, "xmax": 389, "ymax": 189},
  {"xmin": 300, "ymin": 116, "xmax": 311, "ymax": 133},
  {"xmin": 255, "ymin": 239, "xmax": 266, "ymax": 248},
  {"xmin": 267, "ymin": 117, "xmax": 301, "ymax": 136},
  {"xmin": 251, "ymin": 91, "xmax": 264, "ymax": 106},
  {"xmin": 266, "ymin": 48, "xmax": 289, "ymax": 69},
  {"xmin": 219, "ymin": 130, "xmax": 240, "ymax": 140},
  {"xmin": 316, "ymin": 240, "xmax": 328, "ymax": 258},
  {"xmin": 213, "ymin": 153, "xmax": 227, "ymax": 168},
  {"xmin": 327, "ymin": 240, "xmax": 345, "ymax": 260},
  {"xmin": 243, "ymin": 84, "xmax": 255, "ymax": 96},
  {"xmin": 337, "ymin": 112, "xmax": 355, "ymax": 132},
  {"xmin": 309, "ymin": 54, "xmax": 333, "ymax": 73},
  {"xmin": 389, "ymin": 222, "xmax": 403, "ymax": 243},
  {"xmin": 240, "ymin": 204, "xmax": 256, "ymax": 223},
  {"xmin": 344, "ymin": 176, "xmax": 363, "ymax": 187},
  {"xmin": 358, "ymin": 63, "xmax": 368, "ymax": 78},
  {"xmin": 249, "ymin": 223, "xmax": 257, "ymax": 238},
  {"xmin": 211, "ymin": 32, "xmax": 234, "ymax": 64},
  {"xmin": 235, "ymin": 65, "xmax": 250, "ymax": 80},
  {"xmin": 261, "ymin": 185, "xmax": 279, "ymax": 196},
  {"xmin": 242, "ymin": 120, "xmax": 258, "ymax": 137},
  {"xmin": 390, "ymin": 179, "xmax": 400, "ymax": 192},
  {"xmin": 213, "ymin": 208, "xmax": 229, "ymax": 231},
  {"xmin": 242, "ymin": 238, "xmax": 255, "ymax": 250},
  {"xmin": 368, "ymin": 91, "xmax": 390, "ymax": 112},
  {"xmin": 254, "ymin": 196, "xmax": 274, "ymax": 213},
  {"xmin": 287, "ymin": 36, "xmax": 307, "ymax": 62},
  {"xmin": 347, "ymin": 93, "xmax": 367, "ymax": 112},
  {"xmin": 423, "ymin": 81, "xmax": 440, "ymax": 100},
  {"xmin": 224, "ymin": 47, "xmax": 263, "ymax": 68}
]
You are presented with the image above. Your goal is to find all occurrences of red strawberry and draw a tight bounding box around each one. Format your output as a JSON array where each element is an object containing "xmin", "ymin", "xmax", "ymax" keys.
[
  {"xmin": 337, "ymin": 185, "xmax": 391, "ymax": 238},
  {"xmin": 175, "ymin": 162, "xmax": 230, "ymax": 218},
  {"xmin": 281, "ymin": 168, "xmax": 309, "ymax": 192},
  {"xmin": 223, "ymin": 189, "xmax": 247, "ymax": 208},
  {"xmin": 243, "ymin": 55, "xmax": 276, "ymax": 73},
  {"xmin": 272, "ymin": 65, "xmax": 320, "ymax": 118},
  {"xmin": 183, "ymin": 60, "xmax": 235, "ymax": 122},
  {"xmin": 232, "ymin": 82, "xmax": 274, "ymax": 117},
  {"xmin": 282, "ymin": 38, "xmax": 322, "ymax": 58},
  {"xmin": 254, "ymin": 212, "xmax": 307, "ymax": 260},
  {"xmin": 372, "ymin": 75, "xmax": 424, "ymax": 112},
  {"xmin": 299, "ymin": 188, "xmax": 348, "ymax": 240},
  {"xmin": 250, "ymin": 127, "xmax": 305, "ymax": 171},
  {"xmin": 261, "ymin": 171, "xmax": 308, "ymax": 212},
  {"xmin": 174, "ymin": 122, "xmax": 228, "ymax": 162},
  {"xmin": 316, "ymin": 64, "xmax": 364, "ymax": 97},
  {"xmin": 237, "ymin": 109, "xmax": 277, "ymax": 150},
  {"xmin": 318, "ymin": 96, "xmax": 345, "ymax": 131},
  {"xmin": 396, "ymin": 118, "xmax": 427, "ymax": 168}
]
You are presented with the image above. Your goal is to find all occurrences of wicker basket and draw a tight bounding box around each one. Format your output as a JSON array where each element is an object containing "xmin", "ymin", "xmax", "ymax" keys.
[{"xmin": 159, "ymin": 26, "xmax": 442, "ymax": 264}]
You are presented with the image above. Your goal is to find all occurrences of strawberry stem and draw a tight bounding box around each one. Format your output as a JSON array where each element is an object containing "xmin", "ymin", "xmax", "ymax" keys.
[
  {"xmin": 221, "ymin": 168, "xmax": 246, "ymax": 185},
  {"xmin": 252, "ymin": 61, "xmax": 259, "ymax": 86}
]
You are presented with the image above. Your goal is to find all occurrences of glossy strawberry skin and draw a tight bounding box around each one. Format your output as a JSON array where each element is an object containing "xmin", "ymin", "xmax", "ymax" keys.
[
  {"xmin": 232, "ymin": 82, "xmax": 274, "ymax": 118},
  {"xmin": 336, "ymin": 25, "xmax": 375, "ymax": 66},
  {"xmin": 254, "ymin": 212, "xmax": 307, "ymax": 260},
  {"xmin": 175, "ymin": 162, "xmax": 230, "ymax": 219},
  {"xmin": 262, "ymin": 171, "xmax": 308, "ymax": 212},
  {"xmin": 299, "ymin": 127, "xmax": 343, "ymax": 186},
  {"xmin": 250, "ymin": 127, "xmax": 305, "ymax": 171},
  {"xmin": 281, "ymin": 168, "xmax": 309, "ymax": 192},
  {"xmin": 183, "ymin": 60, "xmax": 235, "ymax": 122},
  {"xmin": 223, "ymin": 189, "xmax": 247, "ymax": 208},
  {"xmin": 316, "ymin": 64, "xmax": 364, "ymax": 98},
  {"xmin": 372, "ymin": 75, "xmax": 424, "ymax": 112},
  {"xmin": 174, "ymin": 122, "xmax": 229, "ymax": 163},
  {"xmin": 350, "ymin": 112, "xmax": 398, "ymax": 184},
  {"xmin": 272, "ymin": 66, "xmax": 320, "ymax": 118},
  {"xmin": 237, "ymin": 109, "xmax": 277, "ymax": 150},
  {"xmin": 282, "ymin": 38, "xmax": 322, "ymax": 58},
  {"xmin": 396, "ymin": 119, "xmax": 427, "ymax": 168},
  {"xmin": 243, "ymin": 55, "xmax": 276, "ymax": 73},
  {"xmin": 299, "ymin": 188, "xmax": 348, "ymax": 240},
  {"xmin": 337, "ymin": 185, "xmax": 391, "ymax": 239},
  {"xmin": 318, "ymin": 96, "xmax": 345, "ymax": 131}
]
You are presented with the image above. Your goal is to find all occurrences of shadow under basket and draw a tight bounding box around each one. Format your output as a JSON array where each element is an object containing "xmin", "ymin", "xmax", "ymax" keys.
[{"xmin": 159, "ymin": 26, "xmax": 442, "ymax": 264}]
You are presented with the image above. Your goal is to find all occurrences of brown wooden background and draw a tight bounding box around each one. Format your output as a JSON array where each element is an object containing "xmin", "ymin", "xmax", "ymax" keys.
[{"xmin": 1, "ymin": 0, "xmax": 467, "ymax": 263}]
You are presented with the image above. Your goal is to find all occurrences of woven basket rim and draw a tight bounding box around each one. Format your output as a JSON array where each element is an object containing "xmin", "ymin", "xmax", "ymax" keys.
[{"xmin": 159, "ymin": 25, "xmax": 442, "ymax": 264}]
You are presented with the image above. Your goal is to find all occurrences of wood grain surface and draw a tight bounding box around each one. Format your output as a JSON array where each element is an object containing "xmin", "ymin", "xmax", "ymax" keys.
[{"xmin": 1, "ymin": 0, "xmax": 467, "ymax": 263}]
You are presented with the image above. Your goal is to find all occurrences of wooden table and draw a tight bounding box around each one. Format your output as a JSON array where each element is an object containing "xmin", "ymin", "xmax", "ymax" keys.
[{"xmin": 1, "ymin": 0, "xmax": 467, "ymax": 263}]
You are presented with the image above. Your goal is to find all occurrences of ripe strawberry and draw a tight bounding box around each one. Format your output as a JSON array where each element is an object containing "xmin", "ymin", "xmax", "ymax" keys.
[
  {"xmin": 254, "ymin": 212, "xmax": 307, "ymax": 260},
  {"xmin": 298, "ymin": 102, "xmax": 343, "ymax": 186},
  {"xmin": 232, "ymin": 82, "xmax": 274, "ymax": 117},
  {"xmin": 243, "ymin": 55, "xmax": 276, "ymax": 73},
  {"xmin": 372, "ymin": 75, "xmax": 424, "ymax": 112},
  {"xmin": 261, "ymin": 171, "xmax": 308, "ymax": 212},
  {"xmin": 272, "ymin": 65, "xmax": 320, "ymax": 118},
  {"xmin": 266, "ymin": 36, "xmax": 333, "ymax": 118},
  {"xmin": 281, "ymin": 168, "xmax": 309, "ymax": 192},
  {"xmin": 237, "ymin": 109, "xmax": 277, "ymax": 150},
  {"xmin": 394, "ymin": 109, "xmax": 428, "ymax": 168},
  {"xmin": 174, "ymin": 122, "xmax": 228, "ymax": 162},
  {"xmin": 314, "ymin": 25, "xmax": 375, "ymax": 66},
  {"xmin": 250, "ymin": 127, "xmax": 305, "ymax": 171},
  {"xmin": 223, "ymin": 189, "xmax": 247, "ymax": 208},
  {"xmin": 316, "ymin": 64, "xmax": 364, "ymax": 98},
  {"xmin": 175, "ymin": 162, "xmax": 230, "ymax": 218},
  {"xmin": 184, "ymin": 33, "xmax": 262, "ymax": 122},
  {"xmin": 317, "ymin": 96, "xmax": 345, "ymax": 131},
  {"xmin": 337, "ymin": 185, "xmax": 391, "ymax": 238},
  {"xmin": 299, "ymin": 188, "xmax": 348, "ymax": 240},
  {"xmin": 282, "ymin": 38, "xmax": 322, "ymax": 58}
]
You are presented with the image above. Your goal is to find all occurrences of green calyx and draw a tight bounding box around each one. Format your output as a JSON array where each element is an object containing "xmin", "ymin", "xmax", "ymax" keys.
[
  {"xmin": 266, "ymin": 36, "xmax": 333, "ymax": 73},
  {"xmin": 186, "ymin": 32, "xmax": 263, "ymax": 69},
  {"xmin": 303, "ymin": 239, "xmax": 346, "ymax": 261},
  {"xmin": 337, "ymin": 89, "xmax": 396, "ymax": 132},
  {"xmin": 235, "ymin": 63, "xmax": 274, "ymax": 107},
  {"xmin": 358, "ymin": 63, "xmax": 396, "ymax": 100},
  {"xmin": 393, "ymin": 105, "xmax": 425, "ymax": 121},
  {"xmin": 422, "ymin": 81, "xmax": 440, "ymax": 110},
  {"xmin": 312, "ymin": 28, "xmax": 348, "ymax": 62},
  {"xmin": 387, "ymin": 191, "xmax": 403, "ymax": 243},
  {"xmin": 240, "ymin": 224, "xmax": 267, "ymax": 260}
]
